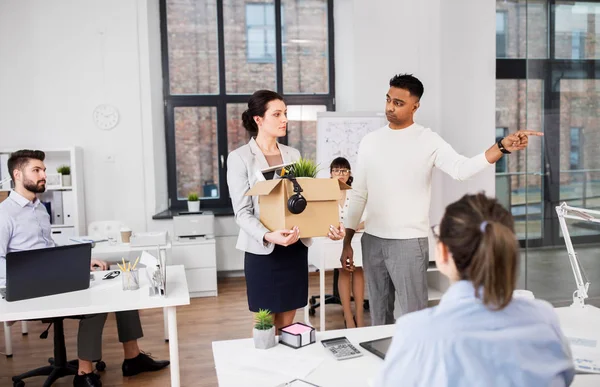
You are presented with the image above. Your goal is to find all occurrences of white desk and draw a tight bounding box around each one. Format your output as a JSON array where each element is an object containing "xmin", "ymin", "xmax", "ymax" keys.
[
  {"xmin": 213, "ymin": 325, "xmax": 394, "ymax": 387},
  {"xmin": 3, "ymin": 241, "xmax": 174, "ymax": 357},
  {"xmin": 213, "ymin": 319, "xmax": 600, "ymax": 387},
  {"xmin": 92, "ymin": 241, "xmax": 173, "ymax": 340},
  {"xmin": 0, "ymin": 265, "xmax": 190, "ymax": 387}
]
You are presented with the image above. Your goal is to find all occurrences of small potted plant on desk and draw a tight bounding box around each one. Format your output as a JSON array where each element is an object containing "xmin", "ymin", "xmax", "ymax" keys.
[
  {"xmin": 187, "ymin": 192, "xmax": 200, "ymax": 212},
  {"xmin": 57, "ymin": 165, "xmax": 71, "ymax": 187},
  {"xmin": 288, "ymin": 157, "xmax": 319, "ymax": 178},
  {"xmin": 253, "ymin": 309, "xmax": 277, "ymax": 349}
]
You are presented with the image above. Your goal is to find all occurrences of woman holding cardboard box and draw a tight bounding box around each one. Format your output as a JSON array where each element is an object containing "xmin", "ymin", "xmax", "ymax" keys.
[
  {"xmin": 227, "ymin": 90, "xmax": 346, "ymax": 332},
  {"xmin": 330, "ymin": 157, "xmax": 366, "ymax": 328}
]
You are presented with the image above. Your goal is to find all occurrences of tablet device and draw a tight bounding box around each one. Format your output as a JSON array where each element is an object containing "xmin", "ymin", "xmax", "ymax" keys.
[{"xmin": 359, "ymin": 336, "xmax": 393, "ymax": 360}]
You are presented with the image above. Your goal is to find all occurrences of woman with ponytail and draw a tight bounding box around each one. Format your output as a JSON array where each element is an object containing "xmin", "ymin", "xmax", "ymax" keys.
[
  {"xmin": 227, "ymin": 90, "xmax": 345, "ymax": 332},
  {"xmin": 377, "ymin": 193, "xmax": 574, "ymax": 387}
]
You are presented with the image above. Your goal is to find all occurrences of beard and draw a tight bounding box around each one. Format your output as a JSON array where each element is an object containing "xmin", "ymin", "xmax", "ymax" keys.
[{"xmin": 23, "ymin": 178, "xmax": 46, "ymax": 193}]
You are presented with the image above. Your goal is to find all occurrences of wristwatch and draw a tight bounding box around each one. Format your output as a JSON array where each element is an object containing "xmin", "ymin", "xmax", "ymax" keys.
[{"xmin": 497, "ymin": 138, "xmax": 511, "ymax": 154}]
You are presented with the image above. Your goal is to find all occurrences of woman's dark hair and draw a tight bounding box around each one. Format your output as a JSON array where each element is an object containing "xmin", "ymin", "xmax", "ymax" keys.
[
  {"xmin": 438, "ymin": 193, "xmax": 518, "ymax": 310},
  {"xmin": 329, "ymin": 157, "xmax": 353, "ymax": 186},
  {"xmin": 241, "ymin": 90, "xmax": 284, "ymax": 135}
]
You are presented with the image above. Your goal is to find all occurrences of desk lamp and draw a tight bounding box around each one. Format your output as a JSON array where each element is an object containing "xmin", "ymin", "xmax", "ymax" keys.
[{"xmin": 556, "ymin": 202, "xmax": 600, "ymax": 308}]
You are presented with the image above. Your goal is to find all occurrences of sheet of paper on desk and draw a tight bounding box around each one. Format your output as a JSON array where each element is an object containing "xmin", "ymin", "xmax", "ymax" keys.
[{"xmin": 217, "ymin": 347, "xmax": 324, "ymax": 381}]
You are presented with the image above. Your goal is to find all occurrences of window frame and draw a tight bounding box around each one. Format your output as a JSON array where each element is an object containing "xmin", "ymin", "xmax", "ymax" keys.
[
  {"xmin": 496, "ymin": 0, "xmax": 599, "ymax": 248},
  {"xmin": 160, "ymin": 0, "xmax": 336, "ymax": 211}
]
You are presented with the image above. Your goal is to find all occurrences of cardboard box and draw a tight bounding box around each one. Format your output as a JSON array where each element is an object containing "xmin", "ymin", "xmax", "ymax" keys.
[
  {"xmin": 0, "ymin": 191, "xmax": 8, "ymax": 204},
  {"xmin": 246, "ymin": 178, "xmax": 350, "ymax": 238}
]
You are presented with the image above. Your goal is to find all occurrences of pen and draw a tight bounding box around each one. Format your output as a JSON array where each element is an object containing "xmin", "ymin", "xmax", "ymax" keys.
[{"xmin": 131, "ymin": 256, "xmax": 140, "ymax": 271}]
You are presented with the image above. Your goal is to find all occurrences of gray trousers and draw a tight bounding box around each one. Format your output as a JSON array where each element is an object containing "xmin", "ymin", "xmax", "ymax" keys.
[
  {"xmin": 361, "ymin": 233, "xmax": 429, "ymax": 326},
  {"xmin": 78, "ymin": 310, "xmax": 144, "ymax": 361}
]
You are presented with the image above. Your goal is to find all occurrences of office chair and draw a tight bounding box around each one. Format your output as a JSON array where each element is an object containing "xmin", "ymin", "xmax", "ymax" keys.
[
  {"xmin": 308, "ymin": 269, "xmax": 369, "ymax": 316},
  {"xmin": 11, "ymin": 317, "xmax": 105, "ymax": 387}
]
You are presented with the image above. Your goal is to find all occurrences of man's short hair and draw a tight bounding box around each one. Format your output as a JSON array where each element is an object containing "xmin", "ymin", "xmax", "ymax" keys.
[
  {"xmin": 389, "ymin": 74, "xmax": 424, "ymax": 100},
  {"xmin": 7, "ymin": 150, "xmax": 45, "ymax": 181}
]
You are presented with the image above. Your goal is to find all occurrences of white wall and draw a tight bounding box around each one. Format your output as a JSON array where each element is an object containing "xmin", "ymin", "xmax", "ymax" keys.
[{"xmin": 0, "ymin": 0, "xmax": 167, "ymax": 233}]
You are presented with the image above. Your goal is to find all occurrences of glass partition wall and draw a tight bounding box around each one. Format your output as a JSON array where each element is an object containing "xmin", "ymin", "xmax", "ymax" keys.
[{"xmin": 496, "ymin": 0, "xmax": 600, "ymax": 303}]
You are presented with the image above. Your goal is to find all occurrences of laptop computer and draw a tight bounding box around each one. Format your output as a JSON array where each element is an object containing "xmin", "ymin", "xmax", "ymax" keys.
[
  {"xmin": 359, "ymin": 337, "xmax": 393, "ymax": 359},
  {"xmin": 3, "ymin": 243, "xmax": 92, "ymax": 302}
]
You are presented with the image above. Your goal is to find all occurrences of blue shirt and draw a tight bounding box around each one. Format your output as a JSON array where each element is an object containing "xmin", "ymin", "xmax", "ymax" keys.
[
  {"xmin": 0, "ymin": 190, "xmax": 55, "ymax": 286},
  {"xmin": 376, "ymin": 280, "xmax": 575, "ymax": 387}
]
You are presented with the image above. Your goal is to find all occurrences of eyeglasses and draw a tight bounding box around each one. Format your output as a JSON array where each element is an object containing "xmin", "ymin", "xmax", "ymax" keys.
[
  {"xmin": 431, "ymin": 224, "xmax": 440, "ymax": 240},
  {"xmin": 331, "ymin": 168, "xmax": 350, "ymax": 175}
]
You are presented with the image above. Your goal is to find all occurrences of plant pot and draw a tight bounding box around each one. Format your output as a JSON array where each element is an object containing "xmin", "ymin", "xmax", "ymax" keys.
[
  {"xmin": 253, "ymin": 326, "xmax": 276, "ymax": 349},
  {"xmin": 187, "ymin": 200, "xmax": 200, "ymax": 212},
  {"xmin": 62, "ymin": 175, "xmax": 72, "ymax": 187}
]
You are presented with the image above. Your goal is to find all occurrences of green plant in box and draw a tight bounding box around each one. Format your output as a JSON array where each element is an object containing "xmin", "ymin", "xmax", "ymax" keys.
[
  {"xmin": 187, "ymin": 192, "xmax": 199, "ymax": 202},
  {"xmin": 289, "ymin": 157, "xmax": 319, "ymax": 178},
  {"xmin": 57, "ymin": 165, "xmax": 71, "ymax": 175},
  {"xmin": 254, "ymin": 309, "xmax": 274, "ymax": 330}
]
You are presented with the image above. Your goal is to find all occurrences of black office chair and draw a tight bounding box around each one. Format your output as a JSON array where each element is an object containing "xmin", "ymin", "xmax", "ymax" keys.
[
  {"xmin": 11, "ymin": 317, "xmax": 105, "ymax": 387},
  {"xmin": 308, "ymin": 269, "xmax": 369, "ymax": 316}
]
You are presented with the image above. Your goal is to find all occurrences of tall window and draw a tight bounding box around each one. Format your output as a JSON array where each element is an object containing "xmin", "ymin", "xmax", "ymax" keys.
[
  {"xmin": 496, "ymin": 0, "xmax": 600, "ymax": 247},
  {"xmin": 496, "ymin": 11, "xmax": 507, "ymax": 58},
  {"xmin": 571, "ymin": 31, "xmax": 585, "ymax": 59},
  {"xmin": 161, "ymin": 0, "xmax": 335, "ymax": 210},
  {"xmin": 246, "ymin": 4, "xmax": 276, "ymax": 63},
  {"xmin": 569, "ymin": 127, "xmax": 583, "ymax": 170}
]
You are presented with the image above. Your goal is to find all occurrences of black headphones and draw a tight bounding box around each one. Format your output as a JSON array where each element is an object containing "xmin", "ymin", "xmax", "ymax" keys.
[{"xmin": 278, "ymin": 168, "xmax": 307, "ymax": 214}]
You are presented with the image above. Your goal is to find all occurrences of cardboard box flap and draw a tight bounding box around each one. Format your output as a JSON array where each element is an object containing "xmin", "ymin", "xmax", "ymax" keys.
[
  {"xmin": 245, "ymin": 179, "xmax": 283, "ymax": 196},
  {"xmin": 289, "ymin": 178, "xmax": 350, "ymax": 202}
]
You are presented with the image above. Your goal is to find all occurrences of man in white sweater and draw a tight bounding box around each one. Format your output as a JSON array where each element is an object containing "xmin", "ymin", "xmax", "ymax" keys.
[{"xmin": 341, "ymin": 74, "xmax": 542, "ymax": 326}]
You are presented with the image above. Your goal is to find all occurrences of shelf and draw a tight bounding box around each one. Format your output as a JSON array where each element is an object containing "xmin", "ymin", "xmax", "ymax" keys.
[
  {"xmin": 51, "ymin": 225, "xmax": 74, "ymax": 229},
  {"xmin": 0, "ymin": 187, "xmax": 72, "ymax": 192}
]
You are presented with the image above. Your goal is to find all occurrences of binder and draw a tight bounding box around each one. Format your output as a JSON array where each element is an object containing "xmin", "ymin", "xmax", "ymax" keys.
[{"xmin": 62, "ymin": 191, "xmax": 75, "ymax": 226}]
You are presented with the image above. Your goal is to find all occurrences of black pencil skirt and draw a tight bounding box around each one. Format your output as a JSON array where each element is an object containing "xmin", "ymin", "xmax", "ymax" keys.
[{"xmin": 244, "ymin": 241, "xmax": 309, "ymax": 313}]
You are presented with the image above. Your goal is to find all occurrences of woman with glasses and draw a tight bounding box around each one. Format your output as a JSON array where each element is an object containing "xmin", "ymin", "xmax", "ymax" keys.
[
  {"xmin": 376, "ymin": 193, "xmax": 574, "ymax": 386},
  {"xmin": 330, "ymin": 157, "xmax": 366, "ymax": 328}
]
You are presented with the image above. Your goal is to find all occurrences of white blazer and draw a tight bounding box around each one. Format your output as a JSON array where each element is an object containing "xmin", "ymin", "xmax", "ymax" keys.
[{"xmin": 227, "ymin": 138, "xmax": 312, "ymax": 255}]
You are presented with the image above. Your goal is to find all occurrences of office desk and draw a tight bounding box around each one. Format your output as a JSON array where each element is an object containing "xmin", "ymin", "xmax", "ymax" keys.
[
  {"xmin": 0, "ymin": 265, "xmax": 190, "ymax": 387},
  {"xmin": 92, "ymin": 241, "xmax": 173, "ymax": 340},
  {"xmin": 3, "ymin": 241, "xmax": 175, "ymax": 356},
  {"xmin": 306, "ymin": 233, "xmax": 364, "ymax": 331},
  {"xmin": 213, "ymin": 322, "xmax": 600, "ymax": 387},
  {"xmin": 213, "ymin": 324, "xmax": 393, "ymax": 387}
]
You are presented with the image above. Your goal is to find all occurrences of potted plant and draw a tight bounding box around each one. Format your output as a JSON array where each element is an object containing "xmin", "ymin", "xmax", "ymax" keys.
[
  {"xmin": 289, "ymin": 157, "xmax": 319, "ymax": 178},
  {"xmin": 253, "ymin": 309, "xmax": 277, "ymax": 349},
  {"xmin": 187, "ymin": 192, "xmax": 200, "ymax": 212},
  {"xmin": 57, "ymin": 165, "xmax": 71, "ymax": 187}
]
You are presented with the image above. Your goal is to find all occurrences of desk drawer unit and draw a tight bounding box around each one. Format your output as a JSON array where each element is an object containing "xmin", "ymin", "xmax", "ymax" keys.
[
  {"xmin": 172, "ymin": 239, "xmax": 217, "ymax": 297},
  {"xmin": 172, "ymin": 241, "xmax": 216, "ymax": 269}
]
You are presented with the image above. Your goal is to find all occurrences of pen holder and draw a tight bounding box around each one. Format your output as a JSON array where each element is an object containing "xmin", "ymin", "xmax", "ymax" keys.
[{"xmin": 122, "ymin": 269, "xmax": 140, "ymax": 291}]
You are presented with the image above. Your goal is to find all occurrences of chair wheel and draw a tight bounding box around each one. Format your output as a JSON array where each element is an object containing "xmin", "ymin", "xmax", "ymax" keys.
[
  {"xmin": 13, "ymin": 380, "xmax": 25, "ymax": 387},
  {"xmin": 363, "ymin": 300, "xmax": 369, "ymax": 311},
  {"xmin": 309, "ymin": 307, "xmax": 316, "ymax": 316},
  {"xmin": 309, "ymin": 297, "xmax": 316, "ymax": 306},
  {"xmin": 96, "ymin": 361, "xmax": 106, "ymax": 372},
  {"xmin": 48, "ymin": 357, "xmax": 54, "ymax": 365}
]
